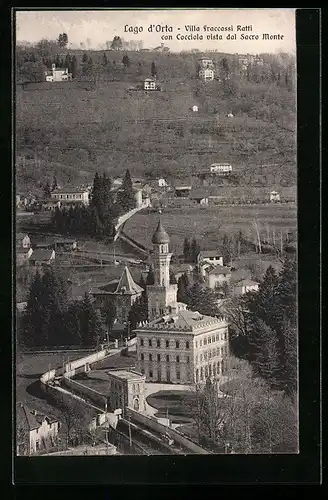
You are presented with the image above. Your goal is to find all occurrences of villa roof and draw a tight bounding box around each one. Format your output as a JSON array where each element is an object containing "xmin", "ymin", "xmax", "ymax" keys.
[{"xmin": 135, "ymin": 309, "xmax": 227, "ymax": 334}]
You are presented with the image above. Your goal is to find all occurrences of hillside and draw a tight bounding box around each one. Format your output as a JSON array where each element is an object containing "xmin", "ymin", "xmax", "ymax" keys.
[{"xmin": 15, "ymin": 50, "xmax": 296, "ymax": 193}]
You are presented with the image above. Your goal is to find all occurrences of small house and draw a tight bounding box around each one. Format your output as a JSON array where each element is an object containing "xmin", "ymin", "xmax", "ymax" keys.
[
  {"xmin": 158, "ymin": 178, "xmax": 168, "ymax": 188},
  {"xmin": 175, "ymin": 185, "xmax": 192, "ymax": 198},
  {"xmin": 45, "ymin": 63, "xmax": 72, "ymax": 82},
  {"xmin": 209, "ymin": 163, "xmax": 232, "ymax": 174},
  {"xmin": 199, "ymin": 68, "xmax": 214, "ymax": 81},
  {"xmin": 16, "ymin": 402, "xmax": 60, "ymax": 456},
  {"xmin": 54, "ymin": 239, "xmax": 77, "ymax": 252},
  {"xmin": 29, "ymin": 249, "xmax": 55, "ymax": 267},
  {"xmin": 190, "ymin": 188, "xmax": 209, "ymax": 205},
  {"xmin": 233, "ymin": 279, "xmax": 259, "ymax": 296},
  {"xmin": 205, "ymin": 265, "xmax": 232, "ymax": 290},
  {"xmin": 143, "ymin": 78, "xmax": 157, "ymax": 91},
  {"xmin": 227, "ymin": 113, "xmax": 234, "ymax": 118},
  {"xmin": 192, "ymin": 105, "xmax": 199, "ymax": 112},
  {"xmin": 16, "ymin": 233, "xmax": 31, "ymax": 249},
  {"xmin": 197, "ymin": 250, "xmax": 223, "ymax": 270},
  {"xmin": 16, "ymin": 246, "xmax": 33, "ymax": 266},
  {"xmin": 270, "ymin": 191, "xmax": 280, "ymax": 203}
]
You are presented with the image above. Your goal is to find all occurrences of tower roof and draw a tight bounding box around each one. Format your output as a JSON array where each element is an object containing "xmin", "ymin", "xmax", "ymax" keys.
[
  {"xmin": 152, "ymin": 219, "xmax": 170, "ymax": 245},
  {"xmin": 115, "ymin": 266, "xmax": 144, "ymax": 295}
]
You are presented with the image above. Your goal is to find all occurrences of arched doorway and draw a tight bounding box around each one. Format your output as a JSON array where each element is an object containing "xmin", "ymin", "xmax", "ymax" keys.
[{"xmin": 133, "ymin": 398, "xmax": 139, "ymax": 411}]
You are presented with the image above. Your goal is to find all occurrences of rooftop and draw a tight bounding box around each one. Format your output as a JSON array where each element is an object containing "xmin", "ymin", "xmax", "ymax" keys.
[
  {"xmin": 30, "ymin": 249, "xmax": 54, "ymax": 261},
  {"xmin": 135, "ymin": 309, "xmax": 227, "ymax": 334},
  {"xmin": 16, "ymin": 402, "xmax": 57, "ymax": 432},
  {"xmin": 235, "ymin": 279, "xmax": 259, "ymax": 287},
  {"xmin": 152, "ymin": 219, "xmax": 170, "ymax": 245},
  {"xmin": 207, "ymin": 265, "xmax": 232, "ymax": 276},
  {"xmin": 107, "ymin": 369, "xmax": 145, "ymax": 381},
  {"xmin": 90, "ymin": 267, "xmax": 143, "ymax": 296},
  {"xmin": 52, "ymin": 187, "xmax": 89, "ymax": 194},
  {"xmin": 198, "ymin": 250, "xmax": 222, "ymax": 259}
]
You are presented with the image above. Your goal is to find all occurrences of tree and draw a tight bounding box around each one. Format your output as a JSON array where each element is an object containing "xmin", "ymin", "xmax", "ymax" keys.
[
  {"xmin": 57, "ymin": 33, "xmax": 68, "ymax": 48},
  {"xmin": 21, "ymin": 270, "xmax": 45, "ymax": 347},
  {"xmin": 79, "ymin": 293, "xmax": 105, "ymax": 348},
  {"xmin": 151, "ymin": 61, "xmax": 157, "ymax": 78},
  {"xmin": 111, "ymin": 36, "xmax": 123, "ymax": 51},
  {"xmin": 177, "ymin": 272, "xmax": 190, "ymax": 303},
  {"xmin": 51, "ymin": 175, "xmax": 58, "ymax": 192},
  {"xmin": 169, "ymin": 270, "xmax": 177, "ymax": 284},
  {"xmin": 116, "ymin": 169, "xmax": 135, "ymax": 212},
  {"xmin": 102, "ymin": 52, "xmax": 108, "ymax": 67},
  {"xmin": 128, "ymin": 295, "xmax": 148, "ymax": 330},
  {"xmin": 146, "ymin": 266, "xmax": 155, "ymax": 285},
  {"xmin": 122, "ymin": 54, "xmax": 130, "ymax": 68},
  {"xmin": 183, "ymin": 237, "xmax": 191, "ymax": 262},
  {"xmin": 43, "ymin": 181, "xmax": 51, "ymax": 198},
  {"xmin": 248, "ymin": 318, "xmax": 281, "ymax": 388},
  {"xmin": 186, "ymin": 282, "xmax": 219, "ymax": 317},
  {"xmin": 190, "ymin": 237, "xmax": 200, "ymax": 263},
  {"xmin": 71, "ymin": 55, "xmax": 77, "ymax": 78},
  {"xmin": 221, "ymin": 233, "xmax": 232, "ymax": 265},
  {"xmin": 221, "ymin": 57, "xmax": 230, "ymax": 77}
]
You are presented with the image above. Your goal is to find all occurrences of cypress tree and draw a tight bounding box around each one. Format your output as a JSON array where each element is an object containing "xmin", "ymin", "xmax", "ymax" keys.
[
  {"xmin": 177, "ymin": 272, "xmax": 190, "ymax": 303},
  {"xmin": 43, "ymin": 181, "xmax": 51, "ymax": 198},
  {"xmin": 190, "ymin": 237, "xmax": 200, "ymax": 263},
  {"xmin": 21, "ymin": 270, "xmax": 45, "ymax": 347},
  {"xmin": 183, "ymin": 237, "xmax": 191, "ymax": 263},
  {"xmin": 146, "ymin": 266, "xmax": 155, "ymax": 285},
  {"xmin": 116, "ymin": 169, "xmax": 135, "ymax": 212},
  {"xmin": 71, "ymin": 55, "xmax": 77, "ymax": 78}
]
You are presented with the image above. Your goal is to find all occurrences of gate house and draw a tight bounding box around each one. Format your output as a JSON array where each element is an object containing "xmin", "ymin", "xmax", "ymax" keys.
[{"xmin": 107, "ymin": 369, "xmax": 146, "ymax": 413}]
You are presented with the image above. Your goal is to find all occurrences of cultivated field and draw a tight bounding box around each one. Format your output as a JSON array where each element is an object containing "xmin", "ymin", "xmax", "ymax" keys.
[{"xmin": 124, "ymin": 204, "xmax": 297, "ymax": 255}]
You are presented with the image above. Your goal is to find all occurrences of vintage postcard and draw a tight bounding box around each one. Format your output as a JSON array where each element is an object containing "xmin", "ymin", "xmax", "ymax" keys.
[{"xmin": 15, "ymin": 8, "xmax": 299, "ymax": 464}]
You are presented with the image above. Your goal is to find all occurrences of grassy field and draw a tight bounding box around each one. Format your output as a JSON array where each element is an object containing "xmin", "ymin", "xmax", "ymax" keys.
[
  {"xmin": 124, "ymin": 204, "xmax": 297, "ymax": 255},
  {"xmin": 146, "ymin": 390, "xmax": 195, "ymax": 424},
  {"xmin": 16, "ymin": 70, "xmax": 296, "ymax": 191}
]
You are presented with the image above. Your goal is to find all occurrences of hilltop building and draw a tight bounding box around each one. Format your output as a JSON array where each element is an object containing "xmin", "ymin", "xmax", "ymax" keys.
[
  {"xmin": 198, "ymin": 57, "xmax": 215, "ymax": 81},
  {"xmin": 134, "ymin": 220, "xmax": 230, "ymax": 384},
  {"xmin": 45, "ymin": 63, "xmax": 72, "ymax": 82},
  {"xmin": 237, "ymin": 53, "xmax": 264, "ymax": 71}
]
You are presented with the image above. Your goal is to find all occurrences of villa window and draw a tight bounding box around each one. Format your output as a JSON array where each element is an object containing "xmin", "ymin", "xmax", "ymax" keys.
[
  {"xmin": 204, "ymin": 338, "xmax": 207, "ymax": 346},
  {"xmin": 176, "ymin": 355, "xmax": 180, "ymax": 363},
  {"xmin": 186, "ymin": 341, "xmax": 190, "ymax": 349},
  {"xmin": 149, "ymin": 370, "xmax": 153, "ymax": 378},
  {"xmin": 149, "ymin": 339, "xmax": 152, "ymax": 348},
  {"xmin": 177, "ymin": 371, "xmax": 180, "ymax": 380},
  {"xmin": 176, "ymin": 341, "xmax": 179, "ymax": 349},
  {"xmin": 157, "ymin": 339, "xmax": 160, "ymax": 348},
  {"xmin": 141, "ymin": 353, "xmax": 144, "ymax": 361},
  {"xmin": 208, "ymin": 337, "xmax": 212, "ymax": 344},
  {"xmin": 166, "ymin": 340, "xmax": 169, "ymax": 348},
  {"xmin": 140, "ymin": 339, "xmax": 144, "ymax": 347},
  {"xmin": 187, "ymin": 356, "xmax": 190, "ymax": 363},
  {"xmin": 149, "ymin": 354, "xmax": 152, "ymax": 361},
  {"xmin": 157, "ymin": 354, "xmax": 161, "ymax": 362},
  {"xmin": 166, "ymin": 355, "xmax": 169, "ymax": 362}
]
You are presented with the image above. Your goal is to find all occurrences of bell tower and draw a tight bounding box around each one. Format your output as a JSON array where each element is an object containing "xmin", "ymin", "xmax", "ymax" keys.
[{"xmin": 147, "ymin": 219, "xmax": 177, "ymax": 320}]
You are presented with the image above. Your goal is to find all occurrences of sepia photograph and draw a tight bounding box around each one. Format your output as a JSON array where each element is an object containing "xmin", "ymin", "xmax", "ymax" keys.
[{"xmin": 15, "ymin": 8, "xmax": 298, "ymax": 459}]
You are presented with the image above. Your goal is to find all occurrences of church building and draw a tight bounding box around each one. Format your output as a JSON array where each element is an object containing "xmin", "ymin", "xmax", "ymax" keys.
[{"xmin": 134, "ymin": 220, "xmax": 229, "ymax": 385}]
